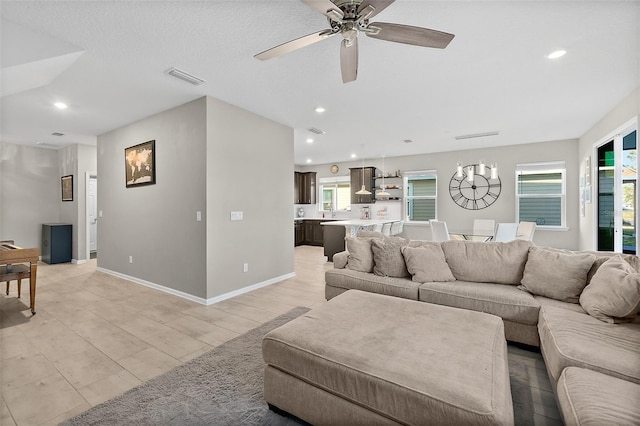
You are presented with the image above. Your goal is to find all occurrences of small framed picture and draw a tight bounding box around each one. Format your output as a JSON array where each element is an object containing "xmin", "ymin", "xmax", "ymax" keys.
[
  {"xmin": 125, "ymin": 140, "xmax": 156, "ymax": 188},
  {"xmin": 61, "ymin": 175, "xmax": 73, "ymax": 201}
]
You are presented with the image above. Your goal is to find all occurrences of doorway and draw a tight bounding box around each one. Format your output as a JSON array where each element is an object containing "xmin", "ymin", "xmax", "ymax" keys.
[
  {"xmin": 87, "ymin": 174, "xmax": 98, "ymax": 259},
  {"xmin": 596, "ymin": 127, "xmax": 637, "ymax": 253}
]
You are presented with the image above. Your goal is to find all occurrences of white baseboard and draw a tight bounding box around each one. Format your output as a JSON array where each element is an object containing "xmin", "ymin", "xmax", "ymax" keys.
[
  {"xmin": 72, "ymin": 259, "xmax": 87, "ymax": 265},
  {"xmin": 95, "ymin": 267, "xmax": 296, "ymax": 306}
]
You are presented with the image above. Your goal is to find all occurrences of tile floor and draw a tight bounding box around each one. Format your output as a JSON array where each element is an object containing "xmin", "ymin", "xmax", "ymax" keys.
[{"xmin": 1, "ymin": 245, "xmax": 561, "ymax": 425}]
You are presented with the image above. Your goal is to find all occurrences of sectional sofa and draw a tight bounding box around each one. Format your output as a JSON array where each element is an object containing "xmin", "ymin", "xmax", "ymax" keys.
[{"xmin": 325, "ymin": 234, "xmax": 640, "ymax": 425}]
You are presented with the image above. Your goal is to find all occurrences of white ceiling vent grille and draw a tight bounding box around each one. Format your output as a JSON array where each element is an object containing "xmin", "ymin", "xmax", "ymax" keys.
[
  {"xmin": 37, "ymin": 142, "xmax": 60, "ymax": 149},
  {"xmin": 166, "ymin": 67, "xmax": 207, "ymax": 85},
  {"xmin": 51, "ymin": 132, "xmax": 64, "ymax": 136},
  {"xmin": 455, "ymin": 131, "xmax": 499, "ymax": 140},
  {"xmin": 403, "ymin": 139, "xmax": 413, "ymax": 143},
  {"xmin": 307, "ymin": 127, "xmax": 325, "ymax": 135}
]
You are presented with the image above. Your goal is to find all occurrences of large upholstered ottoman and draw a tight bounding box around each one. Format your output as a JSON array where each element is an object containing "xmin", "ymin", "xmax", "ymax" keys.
[{"xmin": 262, "ymin": 290, "xmax": 514, "ymax": 425}]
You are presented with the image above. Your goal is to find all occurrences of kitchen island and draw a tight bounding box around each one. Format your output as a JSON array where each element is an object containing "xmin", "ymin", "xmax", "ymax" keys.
[{"xmin": 321, "ymin": 219, "xmax": 399, "ymax": 261}]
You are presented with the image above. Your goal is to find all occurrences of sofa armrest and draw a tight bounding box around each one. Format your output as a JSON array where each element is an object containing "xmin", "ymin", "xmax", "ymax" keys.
[{"xmin": 333, "ymin": 251, "xmax": 349, "ymax": 269}]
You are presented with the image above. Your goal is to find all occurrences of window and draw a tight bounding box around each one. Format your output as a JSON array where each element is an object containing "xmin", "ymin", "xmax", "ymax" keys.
[
  {"xmin": 403, "ymin": 171, "xmax": 437, "ymax": 222},
  {"xmin": 319, "ymin": 178, "xmax": 351, "ymax": 212},
  {"xmin": 516, "ymin": 162, "xmax": 566, "ymax": 228}
]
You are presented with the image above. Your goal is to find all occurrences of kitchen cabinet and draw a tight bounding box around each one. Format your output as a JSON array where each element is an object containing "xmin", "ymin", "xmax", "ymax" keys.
[
  {"xmin": 294, "ymin": 219, "xmax": 329, "ymax": 247},
  {"xmin": 350, "ymin": 166, "xmax": 376, "ymax": 204},
  {"xmin": 294, "ymin": 172, "xmax": 317, "ymax": 204}
]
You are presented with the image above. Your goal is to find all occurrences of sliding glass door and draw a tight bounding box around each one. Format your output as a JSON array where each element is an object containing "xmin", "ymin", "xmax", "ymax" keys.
[{"xmin": 596, "ymin": 129, "xmax": 637, "ymax": 253}]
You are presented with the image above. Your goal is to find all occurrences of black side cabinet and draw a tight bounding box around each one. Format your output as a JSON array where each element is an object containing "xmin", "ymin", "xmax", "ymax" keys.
[{"xmin": 42, "ymin": 224, "xmax": 72, "ymax": 264}]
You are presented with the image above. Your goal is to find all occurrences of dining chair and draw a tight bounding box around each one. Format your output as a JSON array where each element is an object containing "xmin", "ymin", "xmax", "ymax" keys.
[
  {"xmin": 430, "ymin": 220, "xmax": 451, "ymax": 242},
  {"xmin": 473, "ymin": 219, "xmax": 496, "ymax": 239},
  {"xmin": 516, "ymin": 221, "xmax": 537, "ymax": 241},
  {"xmin": 1, "ymin": 240, "xmax": 29, "ymax": 299},
  {"xmin": 494, "ymin": 223, "xmax": 518, "ymax": 242},
  {"xmin": 390, "ymin": 221, "xmax": 404, "ymax": 236}
]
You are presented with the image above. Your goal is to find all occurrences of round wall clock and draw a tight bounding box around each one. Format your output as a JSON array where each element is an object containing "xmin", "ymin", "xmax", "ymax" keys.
[
  {"xmin": 449, "ymin": 165, "xmax": 501, "ymax": 210},
  {"xmin": 330, "ymin": 164, "xmax": 339, "ymax": 174}
]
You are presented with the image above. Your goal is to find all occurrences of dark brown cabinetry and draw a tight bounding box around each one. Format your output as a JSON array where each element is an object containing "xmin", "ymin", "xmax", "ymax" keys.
[
  {"xmin": 350, "ymin": 166, "xmax": 376, "ymax": 204},
  {"xmin": 294, "ymin": 219, "xmax": 330, "ymax": 247},
  {"xmin": 294, "ymin": 172, "xmax": 317, "ymax": 204}
]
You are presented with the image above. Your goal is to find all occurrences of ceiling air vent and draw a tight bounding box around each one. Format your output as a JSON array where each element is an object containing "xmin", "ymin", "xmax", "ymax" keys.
[
  {"xmin": 307, "ymin": 127, "xmax": 325, "ymax": 135},
  {"xmin": 455, "ymin": 131, "xmax": 499, "ymax": 140},
  {"xmin": 51, "ymin": 132, "xmax": 64, "ymax": 136},
  {"xmin": 36, "ymin": 142, "xmax": 60, "ymax": 149},
  {"xmin": 403, "ymin": 139, "xmax": 413, "ymax": 143},
  {"xmin": 166, "ymin": 67, "xmax": 207, "ymax": 86}
]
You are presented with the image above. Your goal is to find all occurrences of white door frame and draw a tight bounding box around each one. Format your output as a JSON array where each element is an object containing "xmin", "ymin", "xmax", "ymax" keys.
[{"xmin": 85, "ymin": 172, "xmax": 97, "ymax": 260}]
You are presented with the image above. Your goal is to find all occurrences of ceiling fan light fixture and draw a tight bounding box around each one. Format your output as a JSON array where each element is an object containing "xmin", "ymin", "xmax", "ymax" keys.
[{"xmin": 166, "ymin": 67, "xmax": 207, "ymax": 85}]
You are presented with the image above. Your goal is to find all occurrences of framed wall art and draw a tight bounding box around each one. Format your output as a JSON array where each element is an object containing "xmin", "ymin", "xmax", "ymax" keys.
[
  {"xmin": 125, "ymin": 140, "xmax": 156, "ymax": 188},
  {"xmin": 61, "ymin": 175, "xmax": 73, "ymax": 201}
]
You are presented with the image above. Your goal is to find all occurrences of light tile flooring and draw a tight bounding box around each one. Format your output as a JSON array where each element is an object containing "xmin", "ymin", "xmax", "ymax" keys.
[{"xmin": 1, "ymin": 246, "xmax": 561, "ymax": 425}]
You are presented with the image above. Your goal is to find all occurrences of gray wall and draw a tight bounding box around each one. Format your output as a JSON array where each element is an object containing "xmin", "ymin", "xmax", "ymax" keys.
[
  {"xmin": 206, "ymin": 97, "xmax": 294, "ymax": 299},
  {"xmin": 97, "ymin": 96, "xmax": 294, "ymax": 301},
  {"xmin": 0, "ymin": 142, "xmax": 60, "ymax": 248},
  {"xmin": 97, "ymin": 97, "xmax": 208, "ymax": 298},
  {"xmin": 300, "ymin": 138, "xmax": 579, "ymax": 249},
  {"xmin": 578, "ymin": 88, "xmax": 640, "ymax": 250}
]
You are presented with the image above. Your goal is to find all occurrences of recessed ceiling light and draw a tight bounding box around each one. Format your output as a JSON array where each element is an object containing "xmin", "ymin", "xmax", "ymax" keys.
[
  {"xmin": 315, "ymin": 106, "xmax": 325, "ymax": 113},
  {"xmin": 546, "ymin": 50, "xmax": 566, "ymax": 59},
  {"xmin": 306, "ymin": 159, "xmax": 312, "ymax": 163},
  {"xmin": 54, "ymin": 102, "xmax": 68, "ymax": 110},
  {"xmin": 351, "ymin": 153, "xmax": 357, "ymax": 158},
  {"xmin": 306, "ymin": 138, "xmax": 314, "ymax": 143}
]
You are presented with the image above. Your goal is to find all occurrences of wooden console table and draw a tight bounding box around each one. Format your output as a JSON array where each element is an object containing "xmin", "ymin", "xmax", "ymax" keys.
[{"xmin": 1, "ymin": 242, "xmax": 39, "ymax": 314}]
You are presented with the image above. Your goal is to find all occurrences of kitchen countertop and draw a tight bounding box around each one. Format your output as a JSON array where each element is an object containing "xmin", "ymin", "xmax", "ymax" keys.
[{"xmin": 320, "ymin": 219, "xmax": 398, "ymax": 226}]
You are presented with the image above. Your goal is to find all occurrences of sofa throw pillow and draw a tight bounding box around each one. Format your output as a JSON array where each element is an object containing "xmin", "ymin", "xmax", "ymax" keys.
[
  {"xmin": 401, "ymin": 245, "xmax": 455, "ymax": 283},
  {"xmin": 518, "ymin": 247, "xmax": 596, "ymax": 303},
  {"xmin": 371, "ymin": 238, "xmax": 410, "ymax": 278},
  {"xmin": 345, "ymin": 237, "xmax": 377, "ymax": 273},
  {"xmin": 441, "ymin": 240, "xmax": 533, "ymax": 284},
  {"xmin": 580, "ymin": 255, "xmax": 640, "ymax": 323}
]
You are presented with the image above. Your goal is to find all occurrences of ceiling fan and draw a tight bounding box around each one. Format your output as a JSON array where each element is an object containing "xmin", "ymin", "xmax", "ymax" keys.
[{"xmin": 254, "ymin": 0, "xmax": 455, "ymax": 83}]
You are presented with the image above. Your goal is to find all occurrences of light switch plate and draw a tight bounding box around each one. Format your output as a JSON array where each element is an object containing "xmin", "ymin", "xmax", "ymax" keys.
[
  {"xmin": 196, "ymin": 211, "xmax": 202, "ymax": 222},
  {"xmin": 231, "ymin": 211, "xmax": 243, "ymax": 221}
]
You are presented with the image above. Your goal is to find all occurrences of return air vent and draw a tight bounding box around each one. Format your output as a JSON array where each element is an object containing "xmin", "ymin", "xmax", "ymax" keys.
[
  {"xmin": 51, "ymin": 132, "xmax": 64, "ymax": 136},
  {"xmin": 455, "ymin": 131, "xmax": 499, "ymax": 140},
  {"xmin": 166, "ymin": 67, "xmax": 207, "ymax": 85},
  {"xmin": 36, "ymin": 142, "xmax": 60, "ymax": 149},
  {"xmin": 403, "ymin": 139, "xmax": 413, "ymax": 143},
  {"xmin": 307, "ymin": 127, "xmax": 325, "ymax": 135}
]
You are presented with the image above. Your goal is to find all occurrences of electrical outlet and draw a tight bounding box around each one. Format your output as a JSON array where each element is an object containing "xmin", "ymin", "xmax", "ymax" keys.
[
  {"xmin": 231, "ymin": 211, "xmax": 243, "ymax": 221},
  {"xmin": 129, "ymin": 256, "xmax": 133, "ymax": 264},
  {"xmin": 243, "ymin": 263, "xmax": 249, "ymax": 272},
  {"xmin": 196, "ymin": 211, "xmax": 202, "ymax": 222}
]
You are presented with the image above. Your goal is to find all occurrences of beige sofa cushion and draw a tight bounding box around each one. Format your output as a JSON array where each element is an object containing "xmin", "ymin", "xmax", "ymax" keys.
[
  {"xmin": 557, "ymin": 367, "xmax": 640, "ymax": 426},
  {"xmin": 538, "ymin": 306, "xmax": 640, "ymax": 386},
  {"xmin": 580, "ymin": 255, "xmax": 640, "ymax": 323},
  {"xmin": 419, "ymin": 280, "xmax": 541, "ymax": 325},
  {"xmin": 371, "ymin": 237, "xmax": 410, "ymax": 278},
  {"xmin": 519, "ymin": 247, "xmax": 596, "ymax": 303},
  {"xmin": 401, "ymin": 245, "xmax": 455, "ymax": 283},
  {"xmin": 325, "ymin": 268, "xmax": 420, "ymax": 301},
  {"xmin": 441, "ymin": 239, "xmax": 533, "ymax": 284},
  {"xmin": 344, "ymin": 237, "xmax": 376, "ymax": 273}
]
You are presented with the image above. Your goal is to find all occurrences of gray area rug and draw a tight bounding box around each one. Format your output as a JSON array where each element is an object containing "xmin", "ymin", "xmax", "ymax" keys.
[{"xmin": 62, "ymin": 306, "xmax": 535, "ymax": 425}]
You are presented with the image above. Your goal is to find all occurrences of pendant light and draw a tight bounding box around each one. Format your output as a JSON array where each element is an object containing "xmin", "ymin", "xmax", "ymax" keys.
[
  {"xmin": 378, "ymin": 155, "xmax": 390, "ymax": 197},
  {"xmin": 355, "ymin": 156, "xmax": 371, "ymax": 195}
]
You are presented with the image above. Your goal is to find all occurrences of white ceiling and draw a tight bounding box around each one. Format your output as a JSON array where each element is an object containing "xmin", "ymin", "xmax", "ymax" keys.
[{"xmin": 1, "ymin": 1, "xmax": 639, "ymax": 165}]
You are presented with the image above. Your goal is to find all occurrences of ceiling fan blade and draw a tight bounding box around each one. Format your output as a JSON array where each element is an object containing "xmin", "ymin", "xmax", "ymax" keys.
[
  {"xmin": 340, "ymin": 37, "xmax": 358, "ymax": 83},
  {"xmin": 255, "ymin": 30, "xmax": 335, "ymax": 61},
  {"xmin": 358, "ymin": 0, "xmax": 395, "ymax": 19},
  {"xmin": 366, "ymin": 22, "xmax": 455, "ymax": 48},
  {"xmin": 300, "ymin": 0, "xmax": 344, "ymax": 19}
]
